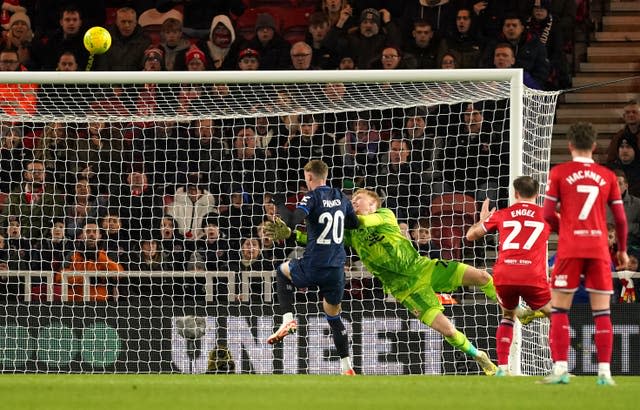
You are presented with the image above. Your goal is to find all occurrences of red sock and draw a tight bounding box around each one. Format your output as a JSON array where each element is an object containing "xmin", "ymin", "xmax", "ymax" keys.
[
  {"xmin": 496, "ymin": 318, "xmax": 514, "ymax": 366},
  {"xmin": 593, "ymin": 310, "xmax": 613, "ymax": 364},
  {"xmin": 550, "ymin": 309, "xmax": 570, "ymax": 362}
]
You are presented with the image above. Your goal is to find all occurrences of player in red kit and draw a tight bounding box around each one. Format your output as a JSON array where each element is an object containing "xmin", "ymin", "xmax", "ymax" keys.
[
  {"xmin": 542, "ymin": 122, "xmax": 629, "ymax": 385},
  {"xmin": 467, "ymin": 176, "xmax": 551, "ymax": 376}
]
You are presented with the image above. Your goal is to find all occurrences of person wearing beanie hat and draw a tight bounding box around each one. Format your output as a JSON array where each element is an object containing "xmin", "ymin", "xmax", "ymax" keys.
[
  {"xmin": 1, "ymin": 11, "xmax": 34, "ymax": 67},
  {"xmin": 246, "ymin": 11, "xmax": 290, "ymax": 69},
  {"xmin": 606, "ymin": 101, "xmax": 640, "ymax": 163},
  {"xmin": 9, "ymin": 11, "xmax": 31, "ymax": 30},
  {"xmin": 185, "ymin": 45, "xmax": 207, "ymax": 70},
  {"xmin": 359, "ymin": 8, "xmax": 381, "ymax": 26},
  {"xmin": 142, "ymin": 46, "xmax": 165, "ymax": 71},
  {"xmin": 255, "ymin": 13, "xmax": 277, "ymax": 32},
  {"xmin": 237, "ymin": 48, "xmax": 259, "ymax": 71}
]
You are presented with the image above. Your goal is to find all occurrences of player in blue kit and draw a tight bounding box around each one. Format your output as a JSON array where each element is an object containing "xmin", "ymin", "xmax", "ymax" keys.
[{"xmin": 266, "ymin": 159, "xmax": 359, "ymax": 375}]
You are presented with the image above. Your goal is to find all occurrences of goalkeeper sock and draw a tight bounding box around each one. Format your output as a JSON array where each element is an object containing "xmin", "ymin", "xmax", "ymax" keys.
[
  {"xmin": 479, "ymin": 276, "xmax": 497, "ymax": 301},
  {"xmin": 593, "ymin": 310, "xmax": 613, "ymax": 364},
  {"xmin": 496, "ymin": 318, "xmax": 515, "ymax": 366},
  {"xmin": 276, "ymin": 266, "xmax": 295, "ymax": 317},
  {"xmin": 326, "ymin": 313, "xmax": 350, "ymax": 359},
  {"xmin": 445, "ymin": 330, "xmax": 478, "ymax": 358}
]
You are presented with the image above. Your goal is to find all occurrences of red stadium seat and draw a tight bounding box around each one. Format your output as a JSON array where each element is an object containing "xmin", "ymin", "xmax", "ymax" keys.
[{"xmin": 429, "ymin": 193, "xmax": 477, "ymax": 260}]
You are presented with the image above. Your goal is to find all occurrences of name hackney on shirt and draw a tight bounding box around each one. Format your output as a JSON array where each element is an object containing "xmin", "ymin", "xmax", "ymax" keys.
[
  {"xmin": 545, "ymin": 159, "xmax": 622, "ymax": 261},
  {"xmin": 482, "ymin": 202, "xmax": 550, "ymax": 287},
  {"xmin": 297, "ymin": 186, "xmax": 357, "ymax": 268}
]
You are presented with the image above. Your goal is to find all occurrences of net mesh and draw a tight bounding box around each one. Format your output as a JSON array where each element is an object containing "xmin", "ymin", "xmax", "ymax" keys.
[{"xmin": 0, "ymin": 74, "xmax": 558, "ymax": 374}]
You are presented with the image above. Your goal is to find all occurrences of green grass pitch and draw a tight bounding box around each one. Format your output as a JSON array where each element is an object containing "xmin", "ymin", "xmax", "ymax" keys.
[{"xmin": 1, "ymin": 374, "xmax": 637, "ymax": 410}]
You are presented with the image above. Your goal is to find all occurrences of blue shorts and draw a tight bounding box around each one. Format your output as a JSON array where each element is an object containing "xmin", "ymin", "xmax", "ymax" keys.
[{"xmin": 288, "ymin": 258, "xmax": 345, "ymax": 306}]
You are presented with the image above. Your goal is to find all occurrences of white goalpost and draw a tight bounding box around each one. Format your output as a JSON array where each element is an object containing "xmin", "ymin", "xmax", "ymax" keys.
[{"xmin": 0, "ymin": 69, "xmax": 559, "ymax": 375}]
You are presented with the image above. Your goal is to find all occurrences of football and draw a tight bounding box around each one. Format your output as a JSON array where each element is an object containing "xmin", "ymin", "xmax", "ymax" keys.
[{"xmin": 83, "ymin": 26, "xmax": 112, "ymax": 55}]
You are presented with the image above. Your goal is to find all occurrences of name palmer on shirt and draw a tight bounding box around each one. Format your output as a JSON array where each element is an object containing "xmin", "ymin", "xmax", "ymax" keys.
[
  {"xmin": 564, "ymin": 170, "xmax": 606, "ymax": 186},
  {"xmin": 323, "ymin": 199, "xmax": 342, "ymax": 207}
]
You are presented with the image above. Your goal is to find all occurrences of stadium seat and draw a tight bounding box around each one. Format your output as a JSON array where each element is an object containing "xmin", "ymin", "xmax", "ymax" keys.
[
  {"xmin": 429, "ymin": 193, "xmax": 477, "ymax": 261},
  {"xmin": 281, "ymin": 7, "xmax": 313, "ymax": 44}
]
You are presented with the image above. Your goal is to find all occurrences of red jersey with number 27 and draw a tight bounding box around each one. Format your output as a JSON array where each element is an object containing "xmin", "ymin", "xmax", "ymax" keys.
[
  {"xmin": 545, "ymin": 158, "xmax": 621, "ymax": 261},
  {"xmin": 482, "ymin": 202, "xmax": 550, "ymax": 287}
]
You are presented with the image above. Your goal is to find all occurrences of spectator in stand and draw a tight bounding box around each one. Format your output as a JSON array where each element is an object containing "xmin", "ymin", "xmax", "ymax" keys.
[
  {"xmin": 473, "ymin": 0, "xmax": 530, "ymax": 40},
  {"xmin": 324, "ymin": 8, "xmax": 401, "ymax": 69},
  {"xmin": 439, "ymin": 51, "xmax": 458, "ymax": 69},
  {"xmin": 526, "ymin": 0, "xmax": 570, "ymax": 89},
  {"xmin": 606, "ymin": 137, "xmax": 640, "ymax": 197},
  {"xmin": 492, "ymin": 42, "xmax": 542, "ymax": 89},
  {"xmin": 57, "ymin": 221, "xmax": 123, "ymax": 302},
  {"xmin": 71, "ymin": 121, "xmax": 124, "ymax": 197},
  {"xmin": 306, "ymin": 12, "xmax": 336, "ymax": 70},
  {"xmin": 606, "ymin": 100, "xmax": 640, "ymax": 163},
  {"xmin": 55, "ymin": 50, "xmax": 78, "ymax": 71},
  {"xmin": 0, "ymin": 49, "xmax": 37, "ymax": 116},
  {"xmin": 402, "ymin": 106, "xmax": 443, "ymax": 181},
  {"xmin": 0, "ymin": 159, "xmax": 64, "ymax": 241},
  {"xmin": 31, "ymin": 5, "xmax": 88, "ymax": 70},
  {"xmin": 338, "ymin": 53, "xmax": 357, "ymax": 70},
  {"xmin": 227, "ymin": 124, "xmax": 277, "ymax": 194},
  {"xmin": 109, "ymin": 169, "xmax": 164, "ymax": 242},
  {"xmin": 127, "ymin": 236, "xmax": 172, "ymax": 299},
  {"xmin": 174, "ymin": 14, "xmax": 237, "ymax": 71},
  {"xmin": 0, "ymin": 125, "xmax": 23, "ymax": 194},
  {"xmin": 141, "ymin": 45, "xmax": 165, "ymax": 71},
  {"xmin": 31, "ymin": 217, "xmax": 69, "ymax": 273},
  {"xmin": 95, "ymin": 7, "xmax": 151, "ymax": 71},
  {"xmin": 167, "ymin": 174, "xmax": 219, "ymax": 245},
  {"xmin": 0, "ymin": 11, "xmax": 34, "ymax": 69},
  {"xmin": 30, "ymin": 122, "xmax": 73, "ymax": 186},
  {"xmin": 441, "ymin": 102, "xmax": 509, "ymax": 209},
  {"xmin": 342, "ymin": 113, "xmax": 382, "ymax": 180},
  {"xmin": 403, "ymin": 19, "xmax": 439, "ymax": 69},
  {"xmin": 236, "ymin": 47, "xmax": 259, "ymax": 71},
  {"xmin": 548, "ymin": 0, "xmax": 577, "ymax": 55},
  {"xmin": 4, "ymin": 215, "xmax": 31, "ymax": 270},
  {"xmin": 159, "ymin": 216, "xmax": 187, "ymax": 271},
  {"xmin": 256, "ymin": 220, "xmax": 286, "ymax": 267},
  {"xmin": 30, "ymin": 1, "xmax": 106, "ymax": 37},
  {"xmin": 229, "ymin": 237, "xmax": 273, "ymax": 301},
  {"xmin": 246, "ymin": 12, "xmax": 290, "ymax": 70},
  {"xmin": 289, "ymin": 41, "xmax": 316, "ymax": 70},
  {"xmin": 158, "ymin": 17, "xmax": 190, "ymax": 71},
  {"xmin": 411, "ymin": 217, "xmax": 441, "ymax": 259},
  {"xmin": 367, "ymin": 137, "xmax": 429, "ymax": 221},
  {"xmin": 322, "ymin": 0, "xmax": 356, "ymax": 32},
  {"xmin": 217, "ymin": 183, "xmax": 261, "ymax": 250},
  {"xmin": 64, "ymin": 177, "xmax": 98, "ymax": 240},
  {"xmin": 370, "ymin": 46, "xmax": 415, "ymax": 69},
  {"xmin": 100, "ymin": 210, "xmax": 130, "ymax": 267},
  {"xmin": 400, "ymin": 0, "xmax": 459, "ymax": 37},
  {"xmin": 482, "ymin": 15, "xmax": 550, "ymax": 91},
  {"xmin": 288, "ymin": 114, "xmax": 341, "ymax": 184},
  {"xmin": 437, "ymin": 7, "xmax": 483, "ymax": 69},
  {"xmin": 155, "ymin": 0, "xmax": 245, "ymax": 40},
  {"xmin": 607, "ymin": 169, "xmax": 640, "ymax": 253},
  {"xmin": 191, "ymin": 219, "xmax": 229, "ymax": 272}
]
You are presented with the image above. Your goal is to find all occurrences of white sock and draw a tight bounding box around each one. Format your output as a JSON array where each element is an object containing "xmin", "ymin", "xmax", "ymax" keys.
[
  {"xmin": 553, "ymin": 361, "xmax": 568, "ymax": 375},
  {"xmin": 598, "ymin": 362, "xmax": 611, "ymax": 378},
  {"xmin": 282, "ymin": 312, "xmax": 294, "ymax": 324},
  {"xmin": 340, "ymin": 357, "xmax": 352, "ymax": 372}
]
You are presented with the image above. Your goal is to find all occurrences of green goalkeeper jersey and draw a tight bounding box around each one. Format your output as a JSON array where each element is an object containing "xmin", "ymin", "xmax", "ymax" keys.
[{"xmin": 344, "ymin": 208, "xmax": 426, "ymax": 298}]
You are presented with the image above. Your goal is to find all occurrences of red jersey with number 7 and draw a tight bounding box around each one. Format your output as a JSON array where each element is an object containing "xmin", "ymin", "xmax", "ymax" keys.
[
  {"xmin": 544, "ymin": 158, "xmax": 622, "ymax": 261},
  {"xmin": 482, "ymin": 202, "xmax": 550, "ymax": 287}
]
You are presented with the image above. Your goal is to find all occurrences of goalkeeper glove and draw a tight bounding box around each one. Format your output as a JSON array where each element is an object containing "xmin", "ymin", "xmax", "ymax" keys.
[
  {"xmin": 270, "ymin": 193, "xmax": 287, "ymax": 206},
  {"xmin": 264, "ymin": 217, "xmax": 292, "ymax": 240}
]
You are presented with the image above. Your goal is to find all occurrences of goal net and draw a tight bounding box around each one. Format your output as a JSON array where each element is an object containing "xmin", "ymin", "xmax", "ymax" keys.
[{"xmin": 0, "ymin": 70, "xmax": 558, "ymax": 375}]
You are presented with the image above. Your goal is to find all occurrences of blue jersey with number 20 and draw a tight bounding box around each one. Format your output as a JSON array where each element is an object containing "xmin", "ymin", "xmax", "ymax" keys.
[{"xmin": 297, "ymin": 186, "xmax": 358, "ymax": 268}]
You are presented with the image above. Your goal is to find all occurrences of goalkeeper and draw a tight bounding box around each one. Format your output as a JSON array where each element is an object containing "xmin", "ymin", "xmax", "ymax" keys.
[{"xmin": 283, "ymin": 188, "xmax": 499, "ymax": 375}]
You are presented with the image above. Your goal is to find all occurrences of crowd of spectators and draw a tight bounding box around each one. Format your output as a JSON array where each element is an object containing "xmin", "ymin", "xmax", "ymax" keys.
[{"xmin": 1, "ymin": 1, "xmax": 637, "ymax": 304}]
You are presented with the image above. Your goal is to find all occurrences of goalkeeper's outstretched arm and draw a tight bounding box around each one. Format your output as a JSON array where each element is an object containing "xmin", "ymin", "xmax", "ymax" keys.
[{"xmin": 276, "ymin": 203, "xmax": 306, "ymax": 230}]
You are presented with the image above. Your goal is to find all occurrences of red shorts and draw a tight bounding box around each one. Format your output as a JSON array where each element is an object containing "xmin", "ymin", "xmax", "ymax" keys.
[
  {"xmin": 551, "ymin": 258, "xmax": 613, "ymax": 293},
  {"xmin": 495, "ymin": 284, "xmax": 551, "ymax": 310}
]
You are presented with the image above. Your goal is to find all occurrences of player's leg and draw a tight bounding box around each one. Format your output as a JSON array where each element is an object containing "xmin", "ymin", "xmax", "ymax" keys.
[
  {"xmin": 585, "ymin": 259, "xmax": 616, "ymax": 386},
  {"xmin": 541, "ymin": 258, "xmax": 579, "ymax": 384},
  {"xmin": 321, "ymin": 269, "xmax": 354, "ymax": 375},
  {"xmin": 518, "ymin": 285, "xmax": 553, "ymax": 325},
  {"xmin": 404, "ymin": 288, "xmax": 497, "ymax": 375},
  {"xmin": 460, "ymin": 264, "xmax": 496, "ymax": 301},
  {"xmin": 494, "ymin": 285, "xmax": 520, "ymax": 376},
  {"xmin": 267, "ymin": 260, "xmax": 298, "ymax": 344}
]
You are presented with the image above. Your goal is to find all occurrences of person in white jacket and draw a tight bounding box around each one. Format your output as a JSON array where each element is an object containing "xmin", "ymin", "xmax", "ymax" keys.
[{"xmin": 167, "ymin": 180, "xmax": 218, "ymax": 242}]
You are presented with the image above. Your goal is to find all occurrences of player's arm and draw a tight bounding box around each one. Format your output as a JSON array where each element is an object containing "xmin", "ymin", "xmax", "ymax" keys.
[
  {"xmin": 272, "ymin": 192, "xmax": 306, "ymax": 229},
  {"xmin": 610, "ymin": 200, "xmax": 629, "ymax": 268},
  {"xmin": 357, "ymin": 208, "xmax": 396, "ymax": 227},
  {"xmin": 542, "ymin": 196, "xmax": 560, "ymax": 232},
  {"xmin": 466, "ymin": 198, "xmax": 495, "ymax": 241}
]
